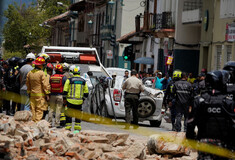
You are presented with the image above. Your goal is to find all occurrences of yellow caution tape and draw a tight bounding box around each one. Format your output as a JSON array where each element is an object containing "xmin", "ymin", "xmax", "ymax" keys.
[{"xmin": 0, "ymin": 91, "xmax": 234, "ymax": 159}]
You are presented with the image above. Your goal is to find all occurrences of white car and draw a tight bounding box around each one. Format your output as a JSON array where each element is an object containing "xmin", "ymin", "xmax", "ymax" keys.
[{"xmin": 105, "ymin": 75, "xmax": 164, "ymax": 127}]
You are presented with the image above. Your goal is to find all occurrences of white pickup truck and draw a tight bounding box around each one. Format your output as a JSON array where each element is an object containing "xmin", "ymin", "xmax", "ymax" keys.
[{"xmin": 41, "ymin": 46, "xmax": 111, "ymax": 78}]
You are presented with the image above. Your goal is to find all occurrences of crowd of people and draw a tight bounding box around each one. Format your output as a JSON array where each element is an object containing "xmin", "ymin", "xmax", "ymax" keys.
[
  {"xmin": 0, "ymin": 52, "xmax": 234, "ymax": 158},
  {"xmin": 122, "ymin": 66, "xmax": 235, "ymax": 159},
  {"xmin": 0, "ymin": 53, "xmax": 88, "ymax": 132}
]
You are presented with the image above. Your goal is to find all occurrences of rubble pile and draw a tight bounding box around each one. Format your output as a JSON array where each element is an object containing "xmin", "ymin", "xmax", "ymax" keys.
[{"xmin": 0, "ymin": 111, "xmax": 197, "ymax": 160}]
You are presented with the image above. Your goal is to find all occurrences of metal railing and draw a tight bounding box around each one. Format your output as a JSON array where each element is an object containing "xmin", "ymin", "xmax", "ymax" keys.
[
  {"xmin": 147, "ymin": 12, "xmax": 174, "ymax": 30},
  {"xmin": 183, "ymin": 0, "xmax": 202, "ymax": 11}
]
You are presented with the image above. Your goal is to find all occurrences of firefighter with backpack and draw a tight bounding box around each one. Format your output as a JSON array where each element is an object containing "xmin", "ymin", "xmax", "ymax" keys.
[{"xmin": 48, "ymin": 64, "xmax": 67, "ymax": 128}]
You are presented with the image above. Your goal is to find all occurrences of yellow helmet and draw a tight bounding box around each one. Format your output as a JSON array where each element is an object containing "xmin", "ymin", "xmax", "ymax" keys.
[
  {"xmin": 173, "ymin": 70, "xmax": 182, "ymax": 79},
  {"xmin": 39, "ymin": 53, "xmax": 50, "ymax": 61}
]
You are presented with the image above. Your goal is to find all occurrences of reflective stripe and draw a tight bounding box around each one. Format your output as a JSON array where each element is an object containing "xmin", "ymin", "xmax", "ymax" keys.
[
  {"xmin": 176, "ymin": 90, "xmax": 191, "ymax": 94},
  {"xmin": 60, "ymin": 117, "xmax": 66, "ymax": 121},
  {"xmin": 73, "ymin": 84, "xmax": 76, "ymax": 98},
  {"xmin": 74, "ymin": 125, "xmax": 81, "ymax": 130},
  {"xmin": 80, "ymin": 85, "xmax": 83, "ymax": 99},
  {"xmin": 70, "ymin": 83, "xmax": 73, "ymax": 98},
  {"xmin": 67, "ymin": 97, "xmax": 83, "ymax": 100},
  {"xmin": 75, "ymin": 123, "xmax": 81, "ymax": 125},
  {"xmin": 61, "ymin": 113, "xmax": 65, "ymax": 116},
  {"xmin": 30, "ymin": 93, "xmax": 46, "ymax": 96}
]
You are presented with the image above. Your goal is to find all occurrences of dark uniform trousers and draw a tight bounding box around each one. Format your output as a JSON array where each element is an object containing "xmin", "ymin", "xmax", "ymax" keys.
[
  {"xmin": 124, "ymin": 93, "xmax": 139, "ymax": 125},
  {"xmin": 175, "ymin": 104, "xmax": 188, "ymax": 132}
]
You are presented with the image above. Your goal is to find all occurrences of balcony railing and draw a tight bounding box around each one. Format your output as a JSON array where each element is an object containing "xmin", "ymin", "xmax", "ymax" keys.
[{"xmin": 145, "ymin": 12, "xmax": 174, "ymax": 31}]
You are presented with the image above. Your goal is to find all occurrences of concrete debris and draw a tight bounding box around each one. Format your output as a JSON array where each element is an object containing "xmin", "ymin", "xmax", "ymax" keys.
[{"xmin": 0, "ymin": 111, "xmax": 197, "ymax": 160}]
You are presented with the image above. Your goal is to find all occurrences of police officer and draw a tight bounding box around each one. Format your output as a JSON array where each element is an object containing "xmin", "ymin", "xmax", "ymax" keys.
[
  {"xmin": 172, "ymin": 72, "xmax": 193, "ymax": 132},
  {"xmin": 0, "ymin": 64, "xmax": 5, "ymax": 113},
  {"xmin": 186, "ymin": 70, "xmax": 235, "ymax": 159},
  {"xmin": 223, "ymin": 61, "xmax": 235, "ymax": 97},
  {"xmin": 164, "ymin": 70, "xmax": 182, "ymax": 131},
  {"xmin": 4, "ymin": 57, "xmax": 20, "ymax": 115},
  {"xmin": 63, "ymin": 66, "xmax": 89, "ymax": 131},
  {"xmin": 122, "ymin": 69, "xmax": 145, "ymax": 129}
]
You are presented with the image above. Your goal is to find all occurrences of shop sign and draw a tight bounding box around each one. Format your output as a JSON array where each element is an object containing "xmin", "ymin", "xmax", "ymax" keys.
[
  {"xmin": 226, "ymin": 23, "xmax": 235, "ymax": 42},
  {"xmin": 106, "ymin": 50, "xmax": 113, "ymax": 59}
]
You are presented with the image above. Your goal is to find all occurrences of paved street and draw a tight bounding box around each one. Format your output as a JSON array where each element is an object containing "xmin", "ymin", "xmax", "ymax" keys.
[{"xmin": 82, "ymin": 118, "xmax": 172, "ymax": 140}]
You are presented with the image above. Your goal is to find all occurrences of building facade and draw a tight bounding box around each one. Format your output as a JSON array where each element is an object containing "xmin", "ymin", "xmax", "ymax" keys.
[{"xmin": 200, "ymin": 0, "xmax": 235, "ymax": 71}]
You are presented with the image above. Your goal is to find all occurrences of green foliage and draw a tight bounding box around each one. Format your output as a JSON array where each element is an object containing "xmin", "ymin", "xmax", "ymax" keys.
[
  {"xmin": 3, "ymin": 51, "xmax": 23, "ymax": 60},
  {"xmin": 37, "ymin": 0, "xmax": 70, "ymax": 19},
  {"xmin": 3, "ymin": 0, "xmax": 70, "ymax": 58}
]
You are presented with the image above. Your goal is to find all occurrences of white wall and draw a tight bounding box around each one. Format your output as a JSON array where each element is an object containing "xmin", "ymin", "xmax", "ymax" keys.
[{"xmin": 174, "ymin": 0, "xmax": 201, "ymax": 49}]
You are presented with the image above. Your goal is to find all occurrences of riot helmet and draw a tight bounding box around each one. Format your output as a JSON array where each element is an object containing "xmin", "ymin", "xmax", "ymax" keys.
[
  {"xmin": 205, "ymin": 70, "xmax": 230, "ymax": 93},
  {"xmin": 18, "ymin": 59, "xmax": 26, "ymax": 68},
  {"xmin": 223, "ymin": 61, "xmax": 235, "ymax": 83},
  {"xmin": 173, "ymin": 70, "xmax": 182, "ymax": 81},
  {"xmin": 8, "ymin": 57, "xmax": 19, "ymax": 67}
]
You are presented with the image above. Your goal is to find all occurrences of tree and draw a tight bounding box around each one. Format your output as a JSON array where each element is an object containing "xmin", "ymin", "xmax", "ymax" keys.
[
  {"xmin": 3, "ymin": 3, "xmax": 50, "ymax": 57},
  {"xmin": 37, "ymin": 0, "xmax": 70, "ymax": 19},
  {"xmin": 2, "ymin": 0, "xmax": 70, "ymax": 58}
]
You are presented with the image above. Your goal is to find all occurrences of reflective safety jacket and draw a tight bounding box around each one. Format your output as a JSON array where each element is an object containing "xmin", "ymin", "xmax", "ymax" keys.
[
  {"xmin": 50, "ymin": 74, "xmax": 64, "ymax": 93},
  {"xmin": 26, "ymin": 68, "xmax": 51, "ymax": 97},
  {"xmin": 63, "ymin": 75, "xmax": 89, "ymax": 105}
]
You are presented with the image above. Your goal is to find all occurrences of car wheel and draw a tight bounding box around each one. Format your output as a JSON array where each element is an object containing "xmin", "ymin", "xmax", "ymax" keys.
[
  {"xmin": 138, "ymin": 99, "xmax": 156, "ymax": 118},
  {"xmin": 150, "ymin": 120, "xmax": 162, "ymax": 127}
]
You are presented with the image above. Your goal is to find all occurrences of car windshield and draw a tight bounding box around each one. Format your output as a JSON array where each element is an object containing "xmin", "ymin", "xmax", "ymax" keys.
[{"xmin": 114, "ymin": 76, "xmax": 124, "ymax": 89}]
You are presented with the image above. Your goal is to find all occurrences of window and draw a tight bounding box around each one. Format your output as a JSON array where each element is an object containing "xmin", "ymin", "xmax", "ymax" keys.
[
  {"xmin": 70, "ymin": 21, "xmax": 75, "ymax": 41},
  {"xmin": 216, "ymin": 45, "xmax": 222, "ymax": 70},
  {"xmin": 220, "ymin": 0, "xmax": 235, "ymax": 18},
  {"xmin": 226, "ymin": 45, "xmax": 232, "ymax": 62}
]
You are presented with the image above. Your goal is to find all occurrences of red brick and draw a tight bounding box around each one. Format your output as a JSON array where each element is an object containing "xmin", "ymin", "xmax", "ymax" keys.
[
  {"xmin": 65, "ymin": 151, "xmax": 75, "ymax": 157},
  {"xmin": 28, "ymin": 139, "xmax": 33, "ymax": 146},
  {"xmin": 26, "ymin": 146, "xmax": 38, "ymax": 151},
  {"xmin": 15, "ymin": 142, "xmax": 21, "ymax": 148},
  {"xmin": 74, "ymin": 153, "xmax": 85, "ymax": 160}
]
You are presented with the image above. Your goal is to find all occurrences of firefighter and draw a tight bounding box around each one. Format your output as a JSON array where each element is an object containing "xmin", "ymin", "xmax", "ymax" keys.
[
  {"xmin": 48, "ymin": 64, "xmax": 67, "ymax": 128},
  {"xmin": 63, "ymin": 66, "xmax": 89, "ymax": 131},
  {"xmin": 62, "ymin": 63, "xmax": 72, "ymax": 78},
  {"xmin": 60, "ymin": 63, "xmax": 72, "ymax": 124},
  {"xmin": 186, "ymin": 70, "xmax": 235, "ymax": 159},
  {"xmin": 26, "ymin": 57, "xmax": 50, "ymax": 122},
  {"xmin": 41, "ymin": 63, "xmax": 53, "ymax": 119}
]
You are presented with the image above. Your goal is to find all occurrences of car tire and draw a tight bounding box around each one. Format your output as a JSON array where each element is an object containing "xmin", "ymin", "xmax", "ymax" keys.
[
  {"xmin": 150, "ymin": 120, "xmax": 162, "ymax": 127},
  {"xmin": 138, "ymin": 99, "xmax": 156, "ymax": 118}
]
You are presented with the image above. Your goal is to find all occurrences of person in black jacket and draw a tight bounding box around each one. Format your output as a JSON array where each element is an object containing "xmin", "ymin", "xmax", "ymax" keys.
[
  {"xmin": 172, "ymin": 72, "xmax": 193, "ymax": 132},
  {"xmin": 164, "ymin": 70, "xmax": 182, "ymax": 131},
  {"xmin": 186, "ymin": 70, "xmax": 235, "ymax": 160},
  {"xmin": 4, "ymin": 57, "xmax": 20, "ymax": 115},
  {"xmin": 223, "ymin": 61, "xmax": 235, "ymax": 99}
]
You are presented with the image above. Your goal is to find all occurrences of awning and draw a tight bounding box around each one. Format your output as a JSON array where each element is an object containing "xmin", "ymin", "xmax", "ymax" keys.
[
  {"xmin": 117, "ymin": 27, "xmax": 143, "ymax": 44},
  {"xmin": 45, "ymin": 11, "xmax": 70, "ymax": 24},
  {"xmin": 69, "ymin": 0, "xmax": 86, "ymax": 11},
  {"xmin": 134, "ymin": 57, "xmax": 154, "ymax": 65}
]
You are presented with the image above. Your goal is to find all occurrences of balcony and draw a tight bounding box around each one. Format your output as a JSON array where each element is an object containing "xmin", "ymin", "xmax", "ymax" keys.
[
  {"xmin": 145, "ymin": 12, "xmax": 175, "ymax": 31},
  {"xmin": 182, "ymin": 0, "xmax": 202, "ymax": 24}
]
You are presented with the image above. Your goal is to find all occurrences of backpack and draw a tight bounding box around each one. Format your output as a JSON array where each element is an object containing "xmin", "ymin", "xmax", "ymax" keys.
[{"xmin": 50, "ymin": 74, "xmax": 64, "ymax": 93}]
